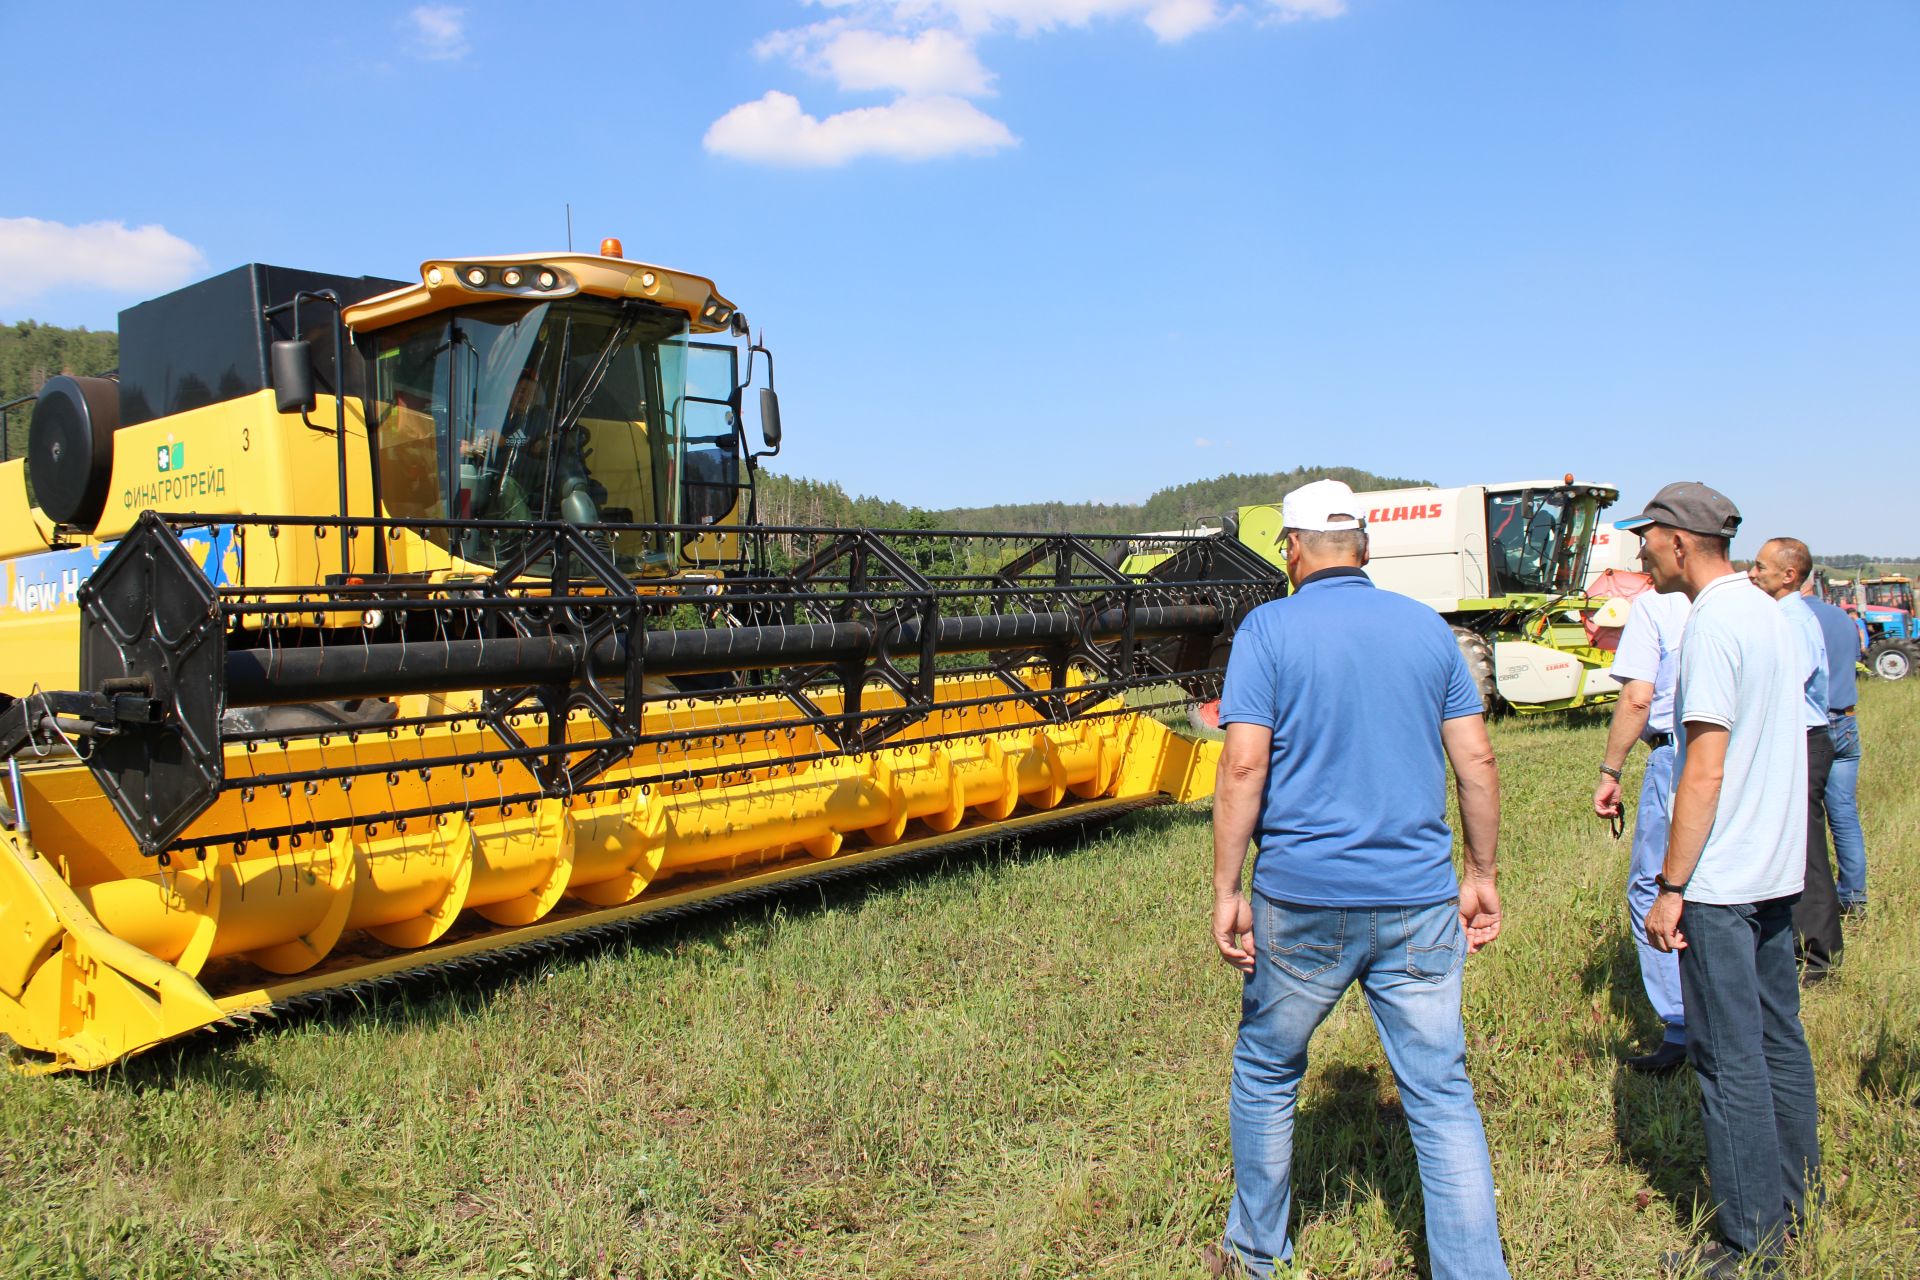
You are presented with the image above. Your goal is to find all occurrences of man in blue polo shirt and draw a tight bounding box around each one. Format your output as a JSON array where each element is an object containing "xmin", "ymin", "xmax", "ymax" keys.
[
  {"xmin": 1802, "ymin": 578, "xmax": 1869, "ymax": 914},
  {"xmin": 1207, "ymin": 479, "xmax": 1507, "ymax": 1280},
  {"xmin": 1750, "ymin": 537, "xmax": 1841, "ymax": 981}
]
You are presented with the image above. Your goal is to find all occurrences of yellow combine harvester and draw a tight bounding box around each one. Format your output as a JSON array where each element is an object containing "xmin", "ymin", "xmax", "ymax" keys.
[{"xmin": 0, "ymin": 242, "xmax": 1283, "ymax": 1071}]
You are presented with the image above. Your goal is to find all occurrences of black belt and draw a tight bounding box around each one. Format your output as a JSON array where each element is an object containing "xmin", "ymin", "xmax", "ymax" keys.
[{"xmin": 1644, "ymin": 731, "xmax": 1674, "ymax": 749}]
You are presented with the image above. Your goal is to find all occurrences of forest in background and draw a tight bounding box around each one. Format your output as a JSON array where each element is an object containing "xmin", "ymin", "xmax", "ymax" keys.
[
  {"xmin": 0, "ymin": 320, "xmax": 119, "ymax": 459},
  {"xmin": 757, "ymin": 464, "xmax": 1431, "ymax": 536},
  {"xmin": 2, "ymin": 319, "xmax": 1913, "ymax": 564}
]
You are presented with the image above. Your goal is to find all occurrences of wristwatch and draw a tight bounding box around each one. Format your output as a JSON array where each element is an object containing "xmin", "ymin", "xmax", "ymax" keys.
[
  {"xmin": 1654, "ymin": 872, "xmax": 1687, "ymax": 896},
  {"xmin": 1598, "ymin": 763, "xmax": 1623, "ymax": 781}
]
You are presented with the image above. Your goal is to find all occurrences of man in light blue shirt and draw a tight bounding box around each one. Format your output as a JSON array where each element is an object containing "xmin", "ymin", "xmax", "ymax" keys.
[
  {"xmin": 1750, "ymin": 538, "xmax": 1842, "ymax": 978},
  {"xmin": 1594, "ymin": 585, "xmax": 1692, "ymax": 1072},
  {"xmin": 1626, "ymin": 483, "xmax": 1818, "ymax": 1278},
  {"xmin": 1803, "ymin": 580, "xmax": 1869, "ymax": 912}
]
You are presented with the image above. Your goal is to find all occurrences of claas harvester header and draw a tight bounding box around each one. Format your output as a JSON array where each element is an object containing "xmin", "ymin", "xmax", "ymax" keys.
[{"xmin": 0, "ymin": 243, "xmax": 1283, "ymax": 1071}]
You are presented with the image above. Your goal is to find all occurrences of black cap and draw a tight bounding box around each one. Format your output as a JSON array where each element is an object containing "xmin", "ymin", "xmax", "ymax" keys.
[{"xmin": 1615, "ymin": 481, "xmax": 1742, "ymax": 539}]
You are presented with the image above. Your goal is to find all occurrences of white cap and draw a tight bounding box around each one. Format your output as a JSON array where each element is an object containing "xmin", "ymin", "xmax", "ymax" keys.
[{"xmin": 1280, "ymin": 479, "xmax": 1364, "ymax": 533}]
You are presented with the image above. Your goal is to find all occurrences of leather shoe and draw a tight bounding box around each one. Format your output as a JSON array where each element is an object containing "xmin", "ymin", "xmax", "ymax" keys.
[
  {"xmin": 1626, "ymin": 1040, "xmax": 1689, "ymax": 1075},
  {"xmin": 1660, "ymin": 1240, "xmax": 1773, "ymax": 1278},
  {"xmin": 1200, "ymin": 1243, "xmax": 1245, "ymax": 1278}
]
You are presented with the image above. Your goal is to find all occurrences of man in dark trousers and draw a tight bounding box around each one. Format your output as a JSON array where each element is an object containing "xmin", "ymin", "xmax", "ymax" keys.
[
  {"xmin": 1801, "ymin": 577, "xmax": 1870, "ymax": 915},
  {"xmin": 1748, "ymin": 537, "xmax": 1842, "ymax": 981},
  {"xmin": 1207, "ymin": 478, "xmax": 1507, "ymax": 1280},
  {"xmin": 1629, "ymin": 484, "xmax": 1819, "ymax": 1278}
]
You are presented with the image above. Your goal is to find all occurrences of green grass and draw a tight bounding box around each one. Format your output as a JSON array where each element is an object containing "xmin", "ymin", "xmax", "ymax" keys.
[{"xmin": 3, "ymin": 685, "xmax": 1917, "ymax": 1279}]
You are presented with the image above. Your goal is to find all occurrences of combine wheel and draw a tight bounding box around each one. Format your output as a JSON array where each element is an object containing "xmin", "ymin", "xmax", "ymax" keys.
[
  {"xmin": 1867, "ymin": 639, "xmax": 1913, "ymax": 681},
  {"xmin": 1450, "ymin": 627, "xmax": 1503, "ymax": 716}
]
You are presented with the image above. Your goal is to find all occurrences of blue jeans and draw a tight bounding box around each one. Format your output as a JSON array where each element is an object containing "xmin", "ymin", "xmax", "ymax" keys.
[
  {"xmin": 1626, "ymin": 743, "xmax": 1686, "ymax": 1044},
  {"xmin": 1224, "ymin": 896, "xmax": 1508, "ymax": 1279},
  {"xmin": 1825, "ymin": 715, "xmax": 1866, "ymax": 906},
  {"xmin": 1677, "ymin": 898, "xmax": 1820, "ymax": 1259}
]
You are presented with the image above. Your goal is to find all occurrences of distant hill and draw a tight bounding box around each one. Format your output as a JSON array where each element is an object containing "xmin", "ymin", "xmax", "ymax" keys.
[
  {"xmin": 0, "ymin": 321, "xmax": 120, "ymax": 459},
  {"xmin": 1815, "ymin": 555, "xmax": 1920, "ymax": 577},
  {"xmin": 757, "ymin": 464, "xmax": 1430, "ymax": 534},
  {"xmin": 935, "ymin": 465, "xmax": 1433, "ymax": 534}
]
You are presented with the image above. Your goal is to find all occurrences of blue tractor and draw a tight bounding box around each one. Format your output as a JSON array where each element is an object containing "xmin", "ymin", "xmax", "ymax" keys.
[{"xmin": 1853, "ymin": 575, "xmax": 1918, "ymax": 681}]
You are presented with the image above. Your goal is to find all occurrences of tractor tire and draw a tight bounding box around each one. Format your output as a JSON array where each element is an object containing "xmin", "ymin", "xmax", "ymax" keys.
[
  {"xmin": 1451, "ymin": 626, "xmax": 1503, "ymax": 717},
  {"xmin": 1867, "ymin": 639, "xmax": 1913, "ymax": 681},
  {"xmin": 1188, "ymin": 697, "xmax": 1224, "ymax": 736}
]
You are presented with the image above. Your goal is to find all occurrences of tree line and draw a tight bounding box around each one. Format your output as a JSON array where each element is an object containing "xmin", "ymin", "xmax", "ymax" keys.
[
  {"xmin": 0, "ymin": 320, "xmax": 119, "ymax": 460},
  {"xmin": 4, "ymin": 319, "xmax": 1911, "ymax": 565}
]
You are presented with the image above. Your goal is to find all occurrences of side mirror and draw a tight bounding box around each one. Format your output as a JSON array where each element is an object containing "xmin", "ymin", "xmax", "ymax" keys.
[
  {"xmin": 271, "ymin": 339, "xmax": 315, "ymax": 414},
  {"xmin": 758, "ymin": 387, "xmax": 782, "ymax": 452}
]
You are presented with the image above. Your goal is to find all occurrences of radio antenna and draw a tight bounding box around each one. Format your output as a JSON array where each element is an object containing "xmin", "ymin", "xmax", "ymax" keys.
[{"xmin": 565, "ymin": 204, "xmax": 573, "ymax": 251}]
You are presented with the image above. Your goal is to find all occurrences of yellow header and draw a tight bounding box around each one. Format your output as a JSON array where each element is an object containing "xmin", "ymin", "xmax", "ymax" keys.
[{"xmin": 341, "ymin": 252, "xmax": 740, "ymax": 335}]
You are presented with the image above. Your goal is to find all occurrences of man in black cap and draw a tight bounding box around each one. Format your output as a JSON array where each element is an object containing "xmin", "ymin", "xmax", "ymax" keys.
[{"xmin": 1620, "ymin": 482, "xmax": 1820, "ymax": 1278}]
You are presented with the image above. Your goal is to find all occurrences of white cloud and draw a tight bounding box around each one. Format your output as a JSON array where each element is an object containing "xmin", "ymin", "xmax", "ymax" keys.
[
  {"xmin": 811, "ymin": 0, "xmax": 1342, "ymax": 40},
  {"xmin": 718, "ymin": 0, "xmax": 1346, "ymax": 167},
  {"xmin": 765, "ymin": 25, "xmax": 997, "ymax": 95},
  {"xmin": 1264, "ymin": 0, "xmax": 1347, "ymax": 22},
  {"xmin": 407, "ymin": 5, "xmax": 469, "ymax": 61},
  {"xmin": 908, "ymin": 0, "xmax": 1229, "ymax": 42},
  {"xmin": 0, "ymin": 217, "xmax": 206, "ymax": 309},
  {"xmin": 1194, "ymin": 436, "xmax": 1215, "ymax": 448},
  {"xmin": 705, "ymin": 91, "xmax": 1017, "ymax": 166}
]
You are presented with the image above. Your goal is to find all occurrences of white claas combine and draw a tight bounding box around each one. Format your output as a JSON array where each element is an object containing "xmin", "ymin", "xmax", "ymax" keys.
[{"xmin": 1133, "ymin": 476, "xmax": 1628, "ymax": 716}]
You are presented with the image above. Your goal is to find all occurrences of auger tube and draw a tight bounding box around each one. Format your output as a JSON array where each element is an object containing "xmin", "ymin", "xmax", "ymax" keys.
[{"xmin": 225, "ymin": 605, "xmax": 1227, "ymax": 705}]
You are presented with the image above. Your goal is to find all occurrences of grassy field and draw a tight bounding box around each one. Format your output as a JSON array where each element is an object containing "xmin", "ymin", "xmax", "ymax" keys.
[{"xmin": 3, "ymin": 685, "xmax": 1916, "ymax": 1279}]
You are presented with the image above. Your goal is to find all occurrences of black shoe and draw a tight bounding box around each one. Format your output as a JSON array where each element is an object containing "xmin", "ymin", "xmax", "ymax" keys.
[
  {"xmin": 1839, "ymin": 900, "xmax": 1867, "ymax": 919},
  {"xmin": 1626, "ymin": 1040, "xmax": 1689, "ymax": 1075},
  {"xmin": 1800, "ymin": 965, "xmax": 1836, "ymax": 988},
  {"xmin": 1661, "ymin": 1240, "xmax": 1770, "ymax": 1278}
]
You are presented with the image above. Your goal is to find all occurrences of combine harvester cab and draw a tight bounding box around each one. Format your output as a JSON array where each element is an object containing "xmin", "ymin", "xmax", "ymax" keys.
[{"xmin": 0, "ymin": 248, "xmax": 1285, "ymax": 1071}]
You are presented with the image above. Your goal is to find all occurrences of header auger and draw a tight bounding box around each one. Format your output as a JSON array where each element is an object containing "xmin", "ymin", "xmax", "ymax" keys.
[{"xmin": 0, "ymin": 246, "xmax": 1283, "ymax": 1071}]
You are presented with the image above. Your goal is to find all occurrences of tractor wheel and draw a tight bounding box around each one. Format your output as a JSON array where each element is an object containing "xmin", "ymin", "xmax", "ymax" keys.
[
  {"xmin": 1188, "ymin": 697, "xmax": 1224, "ymax": 736},
  {"xmin": 1451, "ymin": 626, "xmax": 1503, "ymax": 716},
  {"xmin": 1867, "ymin": 639, "xmax": 1913, "ymax": 681}
]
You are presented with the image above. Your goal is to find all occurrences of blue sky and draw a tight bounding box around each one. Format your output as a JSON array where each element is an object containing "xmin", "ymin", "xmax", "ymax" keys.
[{"xmin": 4, "ymin": 0, "xmax": 1916, "ymax": 554}]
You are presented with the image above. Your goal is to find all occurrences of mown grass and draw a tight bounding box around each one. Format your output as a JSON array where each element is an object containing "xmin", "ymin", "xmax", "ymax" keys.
[{"xmin": 3, "ymin": 684, "xmax": 1916, "ymax": 1279}]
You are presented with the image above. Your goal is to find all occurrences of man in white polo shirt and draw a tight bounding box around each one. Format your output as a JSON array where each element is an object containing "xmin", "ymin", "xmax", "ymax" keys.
[
  {"xmin": 1594, "ymin": 581, "xmax": 1693, "ymax": 1073},
  {"xmin": 1622, "ymin": 482, "xmax": 1819, "ymax": 1279}
]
